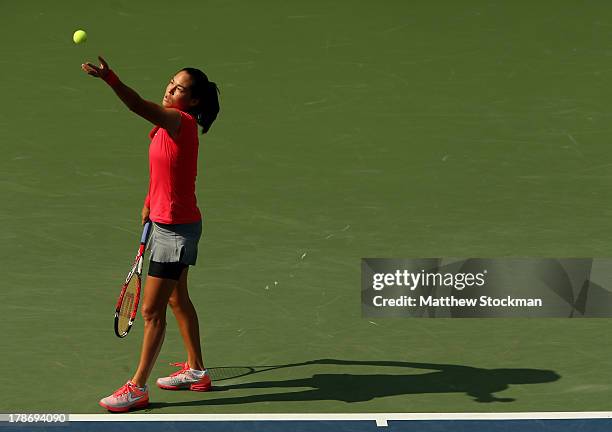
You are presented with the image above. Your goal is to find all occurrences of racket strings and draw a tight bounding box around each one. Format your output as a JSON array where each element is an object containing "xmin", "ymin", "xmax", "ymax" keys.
[
  {"xmin": 117, "ymin": 276, "xmax": 139, "ymax": 333},
  {"xmin": 119, "ymin": 293, "xmax": 134, "ymax": 318}
]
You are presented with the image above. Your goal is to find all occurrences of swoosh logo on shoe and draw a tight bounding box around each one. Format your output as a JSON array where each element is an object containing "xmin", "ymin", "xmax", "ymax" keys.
[{"xmin": 127, "ymin": 394, "xmax": 145, "ymax": 403}]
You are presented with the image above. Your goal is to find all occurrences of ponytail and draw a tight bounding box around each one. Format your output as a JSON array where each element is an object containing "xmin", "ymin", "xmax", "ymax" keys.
[{"xmin": 180, "ymin": 67, "xmax": 220, "ymax": 134}]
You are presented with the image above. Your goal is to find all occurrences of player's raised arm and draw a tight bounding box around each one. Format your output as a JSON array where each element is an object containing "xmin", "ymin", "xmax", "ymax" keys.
[{"xmin": 81, "ymin": 56, "xmax": 181, "ymax": 136}]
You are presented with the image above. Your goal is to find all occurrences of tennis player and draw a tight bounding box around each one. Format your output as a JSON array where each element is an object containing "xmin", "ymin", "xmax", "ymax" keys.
[{"xmin": 82, "ymin": 56, "xmax": 220, "ymax": 412}]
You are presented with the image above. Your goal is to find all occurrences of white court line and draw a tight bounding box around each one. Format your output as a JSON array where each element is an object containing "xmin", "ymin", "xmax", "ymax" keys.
[{"xmin": 70, "ymin": 412, "xmax": 612, "ymax": 422}]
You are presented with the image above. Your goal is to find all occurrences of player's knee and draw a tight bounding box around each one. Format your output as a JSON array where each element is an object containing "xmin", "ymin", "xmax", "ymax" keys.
[
  {"xmin": 167, "ymin": 295, "xmax": 181, "ymax": 311},
  {"xmin": 168, "ymin": 293, "xmax": 191, "ymax": 312},
  {"xmin": 141, "ymin": 303, "xmax": 166, "ymax": 324}
]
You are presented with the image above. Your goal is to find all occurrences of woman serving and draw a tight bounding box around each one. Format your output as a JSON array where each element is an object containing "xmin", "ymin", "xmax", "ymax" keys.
[{"xmin": 82, "ymin": 56, "xmax": 220, "ymax": 412}]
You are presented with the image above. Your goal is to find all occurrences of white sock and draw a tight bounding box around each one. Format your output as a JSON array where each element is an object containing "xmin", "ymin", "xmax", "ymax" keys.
[
  {"xmin": 190, "ymin": 368, "xmax": 207, "ymax": 377},
  {"xmin": 129, "ymin": 381, "xmax": 147, "ymax": 391}
]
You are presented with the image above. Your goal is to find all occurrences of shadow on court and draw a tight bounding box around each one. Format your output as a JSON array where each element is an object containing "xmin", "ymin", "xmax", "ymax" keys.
[{"xmin": 147, "ymin": 359, "xmax": 560, "ymax": 409}]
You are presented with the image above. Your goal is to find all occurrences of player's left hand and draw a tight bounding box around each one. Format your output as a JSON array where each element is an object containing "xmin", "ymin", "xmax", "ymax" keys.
[{"xmin": 81, "ymin": 56, "xmax": 111, "ymax": 79}]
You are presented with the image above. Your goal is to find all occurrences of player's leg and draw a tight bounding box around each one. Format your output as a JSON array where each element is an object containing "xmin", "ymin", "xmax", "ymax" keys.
[
  {"xmin": 100, "ymin": 273, "xmax": 176, "ymax": 412},
  {"xmin": 167, "ymin": 266, "xmax": 205, "ymax": 370},
  {"xmin": 131, "ymin": 274, "xmax": 178, "ymax": 387},
  {"xmin": 157, "ymin": 265, "xmax": 211, "ymax": 391}
]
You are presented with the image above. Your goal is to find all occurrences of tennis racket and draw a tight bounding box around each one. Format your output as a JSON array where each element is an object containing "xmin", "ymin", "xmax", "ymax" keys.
[{"xmin": 114, "ymin": 221, "xmax": 152, "ymax": 338}]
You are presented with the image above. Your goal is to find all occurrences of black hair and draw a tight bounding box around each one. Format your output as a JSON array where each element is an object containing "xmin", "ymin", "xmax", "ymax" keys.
[{"xmin": 180, "ymin": 67, "xmax": 220, "ymax": 134}]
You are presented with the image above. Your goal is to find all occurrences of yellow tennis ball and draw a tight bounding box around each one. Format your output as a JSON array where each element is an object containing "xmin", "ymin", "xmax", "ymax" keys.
[{"xmin": 73, "ymin": 30, "xmax": 87, "ymax": 44}]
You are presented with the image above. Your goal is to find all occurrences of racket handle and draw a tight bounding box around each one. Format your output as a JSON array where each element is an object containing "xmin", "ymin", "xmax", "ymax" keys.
[{"xmin": 141, "ymin": 220, "xmax": 152, "ymax": 244}]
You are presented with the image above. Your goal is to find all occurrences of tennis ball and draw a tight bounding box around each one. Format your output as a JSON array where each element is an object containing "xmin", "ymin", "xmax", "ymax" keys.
[{"xmin": 73, "ymin": 30, "xmax": 87, "ymax": 44}]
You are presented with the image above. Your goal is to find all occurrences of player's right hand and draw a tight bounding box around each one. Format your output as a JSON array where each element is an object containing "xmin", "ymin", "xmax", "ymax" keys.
[{"xmin": 141, "ymin": 205, "xmax": 150, "ymax": 225}]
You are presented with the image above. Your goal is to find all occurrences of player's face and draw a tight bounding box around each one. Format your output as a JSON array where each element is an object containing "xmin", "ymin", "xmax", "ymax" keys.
[{"xmin": 163, "ymin": 71, "xmax": 198, "ymax": 110}]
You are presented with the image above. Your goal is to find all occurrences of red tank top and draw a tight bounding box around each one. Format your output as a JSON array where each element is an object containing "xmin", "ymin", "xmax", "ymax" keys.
[{"xmin": 144, "ymin": 110, "xmax": 201, "ymax": 224}]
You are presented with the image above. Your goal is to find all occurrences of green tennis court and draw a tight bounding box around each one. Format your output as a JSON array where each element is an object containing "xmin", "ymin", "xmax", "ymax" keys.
[{"xmin": 1, "ymin": 0, "xmax": 611, "ymax": 414}]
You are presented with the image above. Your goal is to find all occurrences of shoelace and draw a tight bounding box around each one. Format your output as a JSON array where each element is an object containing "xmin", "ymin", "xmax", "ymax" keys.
[
  {"xmin": 169, "ymin": 362, "xmax": 190, "ymax": 377},
  {"xmin": 170, "ymin": 367, "xmax": 191, "ymax": 377},
  {"xmin": 112, "ymin": 383, "xmax": 132, "ymax": 397}
]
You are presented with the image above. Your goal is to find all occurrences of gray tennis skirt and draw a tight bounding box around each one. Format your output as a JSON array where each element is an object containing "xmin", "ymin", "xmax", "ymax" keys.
[{"xmin": 147, "ymin": 220, "xmax": 202, "ymax": 266}]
